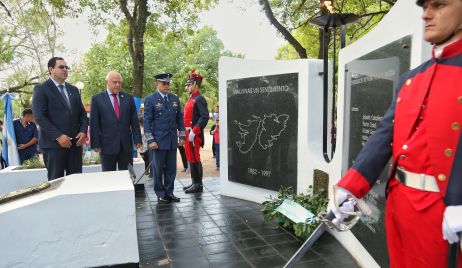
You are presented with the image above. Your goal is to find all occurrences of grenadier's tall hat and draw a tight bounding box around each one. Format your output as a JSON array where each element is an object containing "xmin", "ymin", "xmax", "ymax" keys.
[
  {"xmin": 416, "ymin": 0, "xmax": 424, "ymax": 6},
  {"xmin": 186, "ymin": 70, "xmax": 204, "ymax": 86},
  {"xmin": 154, "ymin": 73, "xmax": 173, "ymax": 83}
]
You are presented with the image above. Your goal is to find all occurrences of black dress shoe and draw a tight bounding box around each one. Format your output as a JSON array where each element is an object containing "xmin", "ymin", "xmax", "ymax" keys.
[
  {"xmin": 157, "ymin": 197, "xmax": 171, "ymax": 204},
  {"xmin": 167, "ymin": 195, "xmax": 180, "ymax": 202},
  {"xmin": 184, "ymin": 184, "xmax": 203, "ymax": 194}
]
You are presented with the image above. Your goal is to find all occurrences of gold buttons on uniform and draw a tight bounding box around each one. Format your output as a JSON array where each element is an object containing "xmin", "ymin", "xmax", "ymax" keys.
[
  {"xmin": 444, "ymin": 148, "xmax": 453, "ymax": 157},
  {"xmin": 397, "ymin": 97, "xmax": 401, "ymax": 103},
  {"xmin": 458, "ymin": 96, "xmax": 462, "ymax": 103},
  {"xmin": 438, "ymin": 174, "xmax": 447, "ymax": 182},
  {"xmin": 400, "ymin": 155, "xmax": 406, "ymax": 160},
  {"xmin": 452, "ymin": 122, "xmax": 460, "ymax": 131},
  {"xmin": 421, "ymin": 104, "xmax": 426, "ymax": 110},
  {"xmin": 406, "ymin": 79, "xmax": 412, "ymax": 86}
]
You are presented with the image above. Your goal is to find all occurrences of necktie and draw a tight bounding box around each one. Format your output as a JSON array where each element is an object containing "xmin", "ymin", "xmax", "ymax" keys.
[
  {"xmin": 164, "ymin": 95, "xmax": 168, "ymax": 103},
  {"xmin": 58, "ymin": 85, "xmax": 70, "ymax": 107},
  {"xmin": 112, "ymin": 94, "xmax": 120, "ymax": 119}
]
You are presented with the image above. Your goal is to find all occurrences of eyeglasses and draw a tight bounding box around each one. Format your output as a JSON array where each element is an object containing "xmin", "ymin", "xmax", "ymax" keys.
[{"xmin": 55, "ymin": 65, "xmax": 70, "ymax": 70}]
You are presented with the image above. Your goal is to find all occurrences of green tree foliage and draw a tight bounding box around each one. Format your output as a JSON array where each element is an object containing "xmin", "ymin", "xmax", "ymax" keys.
[
  {"xmin": 260, "ymin": 0, "xmax": 394, "ymax": 59},
  {"xmin": 73, "ymin": 0, "xmax": 218, "ymax": 98},
  {"xmin": 0, "ymin": 0, "xmax": 66, "ymax": 108},
  {"xmin": 71, "ymin": 24, "xmax": 242, "ymax": 108}
]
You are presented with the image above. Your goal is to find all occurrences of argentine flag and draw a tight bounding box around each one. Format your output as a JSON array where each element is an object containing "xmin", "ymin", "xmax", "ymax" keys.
[{"xmin": 1, "ymin": 93, "xmax": 20, "ymax": 166}]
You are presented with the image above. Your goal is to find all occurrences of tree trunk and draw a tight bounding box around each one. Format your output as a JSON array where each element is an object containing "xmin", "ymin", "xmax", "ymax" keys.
[
  {"xmin": 119, "ymin": 0, "xmax": 149, "ymax": 98},
  {"xmin": 259, "ymin": 0, "xmax": 307, "ymax": 58}
]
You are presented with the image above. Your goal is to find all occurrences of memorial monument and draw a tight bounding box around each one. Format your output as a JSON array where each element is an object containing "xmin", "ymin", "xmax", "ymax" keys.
[{"xmin": 219, "ymin": 0, "xmax": 431, "ymax": 266}]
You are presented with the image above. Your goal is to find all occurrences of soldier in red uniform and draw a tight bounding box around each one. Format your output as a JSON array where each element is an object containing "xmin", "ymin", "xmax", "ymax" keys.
[
  {"xmin": 330, "ymin": 0, "xmax": 462, "ymax": 267},
  {"xmin": 183, "ymin": 70, "xmax": 209, "ymax": 193}
]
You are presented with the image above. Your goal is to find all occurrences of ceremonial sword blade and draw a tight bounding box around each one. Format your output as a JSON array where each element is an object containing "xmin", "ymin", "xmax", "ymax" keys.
[{"xmin": 283, "ymin": 223, "xmax": 328, "ymax": 268}]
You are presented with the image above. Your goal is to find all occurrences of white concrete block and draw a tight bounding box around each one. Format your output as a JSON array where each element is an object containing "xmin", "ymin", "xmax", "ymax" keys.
[
  {"xmin": 0, "ymin": 171, "xmax": 139, "ymax": 268},
  {"xmin": 0, "ymin": 158, "xmax": 146, "ymax": 196}
]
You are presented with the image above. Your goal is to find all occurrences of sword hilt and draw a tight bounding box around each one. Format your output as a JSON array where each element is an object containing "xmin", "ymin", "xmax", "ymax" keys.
[{"xmin": 318, "ymin": 196, "xmax": 362, "ymax": 232}]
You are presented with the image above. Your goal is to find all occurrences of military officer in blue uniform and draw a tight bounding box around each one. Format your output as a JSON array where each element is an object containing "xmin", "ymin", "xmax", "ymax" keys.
[{"xmin": 144, "ymin": 73, "xmax": 186, "ymax": 204}]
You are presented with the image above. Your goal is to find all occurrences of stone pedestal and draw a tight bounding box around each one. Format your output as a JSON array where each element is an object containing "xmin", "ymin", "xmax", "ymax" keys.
[
  {"xmin": 0, "ymin": 158, "xmax": 146, "ymax": 195},
  {"xmin": 0, "ymin": 171, "xmax": 139, "ymax": 267}
]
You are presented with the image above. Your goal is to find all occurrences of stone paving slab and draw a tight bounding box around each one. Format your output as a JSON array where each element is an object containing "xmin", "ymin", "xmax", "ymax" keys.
[{"xmin": 136, "ymin": 177, "xmax": 360, "ymax": 268}]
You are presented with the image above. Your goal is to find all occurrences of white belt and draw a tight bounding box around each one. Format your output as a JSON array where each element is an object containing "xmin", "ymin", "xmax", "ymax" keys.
[{"xmin": 395, "ymin": 167, "xmax": 440, "ymax": 193}]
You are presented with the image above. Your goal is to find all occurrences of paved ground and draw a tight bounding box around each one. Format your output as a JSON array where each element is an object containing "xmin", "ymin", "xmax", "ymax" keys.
[{"xmin": 135, "ymin": 178, "xmax": 360, "ymax": 268}]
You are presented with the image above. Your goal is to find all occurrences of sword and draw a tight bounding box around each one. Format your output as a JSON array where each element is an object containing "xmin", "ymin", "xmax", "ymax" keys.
[
  {"xmin": 447, "ymin": 234, "xmax": 461, "ymax": 268},
  {"xmin": 128, "ymin": 160, "xmax": 152, "ymax": 185},
  {"xmin": 284, "ymin": 196, "xmax": 366, "ymax": 268}
]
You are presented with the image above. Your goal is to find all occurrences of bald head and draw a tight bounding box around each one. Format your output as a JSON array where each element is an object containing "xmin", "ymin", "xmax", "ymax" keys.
[{"xmin": 105, "ymin": 70, "xmax": 122, "ymax": 94}]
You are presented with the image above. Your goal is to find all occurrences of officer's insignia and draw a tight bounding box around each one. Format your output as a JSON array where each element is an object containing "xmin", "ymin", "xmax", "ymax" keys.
[
  {"xmin": 172, "ymin": 101, "xmax": 178, "ymax": 108},
  {"xmin": 155, "ymin": 102, "xmax": 163, "ymax": 109}
]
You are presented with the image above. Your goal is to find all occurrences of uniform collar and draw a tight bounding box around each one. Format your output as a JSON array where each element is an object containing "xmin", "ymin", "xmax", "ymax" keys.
[
  {"xmin": 190, "ymin": 90, "xmax": 200, "ymax": 98},
  {"xmin": 432, "ymin": 37, "xmax": 462, "ymax": 60},
  {"xmin": 157, "ymin": 90, "xmax": 168, "ymax": 99}
]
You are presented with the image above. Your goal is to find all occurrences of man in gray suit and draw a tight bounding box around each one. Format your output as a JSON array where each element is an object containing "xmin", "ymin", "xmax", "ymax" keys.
[
  {"xmin": 90, "ymin": 70, "xmax": 142, "ymax": 171},
  {"xmin": 32, "ymin": 57, "xmax": 88, "ymax": 180}
]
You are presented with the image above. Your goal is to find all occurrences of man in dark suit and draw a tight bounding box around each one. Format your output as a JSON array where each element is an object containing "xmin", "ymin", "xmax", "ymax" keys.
[
  {"xmin": 90, "ymin": 70, "xmax": 142, "ymax": 171},
  {"xmin": 32, "ymin": 57, "xmax": 88, "ymax": 180},
  {"xmin": 144, "ymin": 73, "xmax": 185, "ymax": 204}
]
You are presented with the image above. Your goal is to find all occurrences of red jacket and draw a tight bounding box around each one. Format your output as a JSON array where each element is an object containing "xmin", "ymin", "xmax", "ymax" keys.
[
  {"xmin": 339, "ymin": 38, "xmax": 462, "ymax": 206},
  {"xmin": 184, "ymin": 90, "xmax": 209, "ymax": 147}
]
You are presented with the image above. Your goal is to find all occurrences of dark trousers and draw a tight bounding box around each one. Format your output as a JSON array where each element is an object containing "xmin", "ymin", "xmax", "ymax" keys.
[
  {"xmin": 140, "ymin": 152, "xmax": 150, "ymax": 173},
  {"xmin": 214, "ymin": 143, "xmax": 220, "ymax": 168},
  {"xmin": 42, "ymin": 147, "xmax": 82, "ymax": 181},
  {"xmin": 178, "ymin": 145, "xmax": 188, "ymax": 169},
  {"xmin": 150, "ymin": 149, "xmax": 177, "ymax": 198},
  {"xmin": 212, "ymin": 136, "xmax": 216, "ymax": 156},
  {"xmin": 101, "ymin": 150, "xmax": 132, "ymax": 171}
]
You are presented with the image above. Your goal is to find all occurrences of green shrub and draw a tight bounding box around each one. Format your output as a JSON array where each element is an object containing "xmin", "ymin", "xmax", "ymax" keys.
[
  {"xmin": 261, "ymin": 185, "xmax": 328, "ymax": 239},
  {"xmin": 83, "ymin": 153, "xmax": 101, "ymax": 166},
  {"xmin": 15, "ymin": 156, "xmax": 45, "ymax": 170}
]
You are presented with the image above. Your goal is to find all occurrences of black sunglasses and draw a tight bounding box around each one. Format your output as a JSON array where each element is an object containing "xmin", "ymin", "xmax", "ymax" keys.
[{"xmin": 55, "ymin": 65, "xmax": 70, "ymax": 70}]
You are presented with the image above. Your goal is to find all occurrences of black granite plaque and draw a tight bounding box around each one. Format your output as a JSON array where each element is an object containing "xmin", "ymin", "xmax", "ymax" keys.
[
  {"xmin": 227, "ymin": 73, "xmax": 298, "ymax": 192},
  {"xmin": 343, "ymin": 35, "xmax": 411, "ymax": 267}
]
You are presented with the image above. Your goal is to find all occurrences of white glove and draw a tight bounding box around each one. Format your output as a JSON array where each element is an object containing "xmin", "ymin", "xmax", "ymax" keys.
[
  {"xmin": 328, "ymin": 186, "xmax": 356, "ymax": 226},
  {"xmin": 442, "ymin": 205, "xmax": 462, "ymax": 244},
  {"xmin": 188, "ymin": 131, "xmax": 196, "ymax": 142}
]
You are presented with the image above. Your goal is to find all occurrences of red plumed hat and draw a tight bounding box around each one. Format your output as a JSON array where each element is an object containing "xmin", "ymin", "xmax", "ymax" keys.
[{"xmin": 186, "ymin": 70, "xmax": 204, "ymax": 86}]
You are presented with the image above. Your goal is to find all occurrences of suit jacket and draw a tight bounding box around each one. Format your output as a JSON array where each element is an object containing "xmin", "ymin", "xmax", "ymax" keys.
[
  {"xmin": 89, "ymin": 90, "xmax": 142, "ymax": 155},
  {"xmin": 338, "ymin": 38, "xmax": 462, "ymax": 207},
  {"xmin": 143, "ymin": 91, "xmax": 185, "ymax": 151},
  {"xmin": 32, "ymin": 78, "xmax": 88, "ymax": 149}
]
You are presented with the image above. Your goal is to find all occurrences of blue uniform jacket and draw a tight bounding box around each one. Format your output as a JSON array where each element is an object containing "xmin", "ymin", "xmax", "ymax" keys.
[{"xmin": 143, "ymin": 91, "xmax": 185, "ymax": 150}]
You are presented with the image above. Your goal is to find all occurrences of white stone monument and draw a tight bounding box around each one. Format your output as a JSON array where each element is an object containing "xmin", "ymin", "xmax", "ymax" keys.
[
  {"xmin": 0, "ymin": 158, "xmax": 146, "ymax": 196},
  {"xmin": 0, "ymin": 171, "xmax": 139, "ymax": 267},
  {"xmin": 219, "ymin": 57, "xmax": 331, "ymax": 203},
  {"xmin": 218, "ymin": 0, "xmax": 431, "ymax": 267}
]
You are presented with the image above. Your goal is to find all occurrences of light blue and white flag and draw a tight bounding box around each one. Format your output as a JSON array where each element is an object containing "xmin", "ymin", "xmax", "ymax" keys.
[{"xmin": 1, "ymin": 93, "xmax": 19, "ymax": 166}]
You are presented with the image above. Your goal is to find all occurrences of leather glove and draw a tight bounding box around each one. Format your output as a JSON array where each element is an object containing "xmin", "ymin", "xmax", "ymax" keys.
[
  {"xmin": 442, "ymin": 205, "xmax": 462, "ymax": 244},
  {"xmin": 188, "ymin": 131, "xmax": 196, "ymax": 142},
  {"xmin": 328, "ymin": 186, "xmax": 357, "ymax": 226}
]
